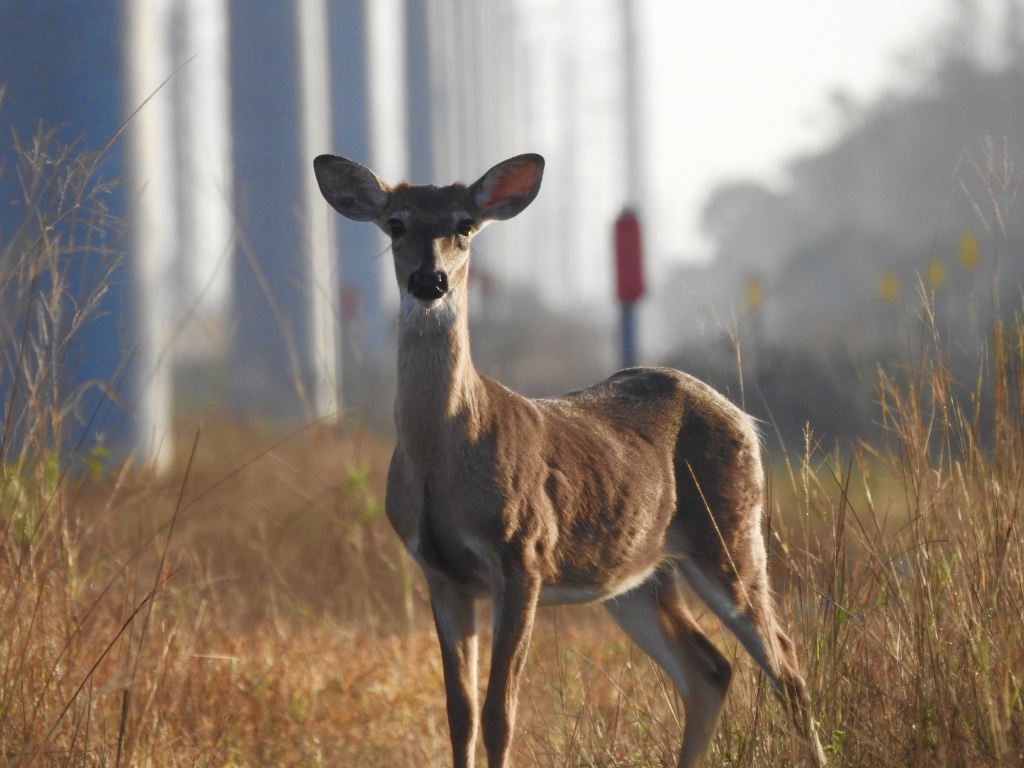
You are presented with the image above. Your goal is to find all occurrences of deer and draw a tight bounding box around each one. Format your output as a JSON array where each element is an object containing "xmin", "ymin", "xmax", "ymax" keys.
[{"xmin": 312, "ymin": 152, "xmax": 828, "ymax": 768}]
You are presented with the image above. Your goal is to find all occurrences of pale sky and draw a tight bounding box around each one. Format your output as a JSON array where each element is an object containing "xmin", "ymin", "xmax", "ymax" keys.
[{"xmin": 642, "ymin": 0, "xmax": 952, "ymax": 264}]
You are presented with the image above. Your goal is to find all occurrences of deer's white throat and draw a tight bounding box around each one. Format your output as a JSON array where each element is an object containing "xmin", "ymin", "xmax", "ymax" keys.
[{"xmin": 399, "ymin": 288, "xmax": 460, "ymax": 334}]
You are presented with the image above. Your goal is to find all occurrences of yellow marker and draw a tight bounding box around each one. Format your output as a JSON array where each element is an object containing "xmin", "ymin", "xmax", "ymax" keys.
[
  {"xmin": 927, "ymin": 260, "xmax": 946, "ymax": 290},
  {"xmin": 879, "ymin": 271, "xmax": 900, "ymax": 303},
  {"xmin": 959, "ymin": 232, "xmax": 978, "ymax": 271},
  {"xmin": 747, "ymin": 276, "xmax": 762, "ymax": 312}
]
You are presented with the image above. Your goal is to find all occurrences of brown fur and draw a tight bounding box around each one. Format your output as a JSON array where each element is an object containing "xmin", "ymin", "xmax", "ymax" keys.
[{"xmin": 313, "ymin": 153, "xmax": 827, "ymax": 768}]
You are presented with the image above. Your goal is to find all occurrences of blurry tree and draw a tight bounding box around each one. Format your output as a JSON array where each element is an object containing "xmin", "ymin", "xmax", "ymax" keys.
[{"xmin": 664, "ymin": 0, "xmax": 1024, "ymax": 447}]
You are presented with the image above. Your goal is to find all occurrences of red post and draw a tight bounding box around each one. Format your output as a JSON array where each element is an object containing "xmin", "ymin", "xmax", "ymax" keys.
[
  {"xmin": 614, "ymin": 209, "xmax": 644, "ymax": 367},
  {"xmin": 614, "ymin": 210, "xmax": 645, "ymax": 303}
]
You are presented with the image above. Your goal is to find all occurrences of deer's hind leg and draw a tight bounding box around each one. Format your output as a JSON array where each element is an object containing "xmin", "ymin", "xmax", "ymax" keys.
[
  {"xmin": 604, "ymin": 569, "xmax": 732, "ymax": 768},
  {"xmin": 677, "ymin": 558, "xmax": 828, "ymax": 767},
  {"xmin": 772, "ymin": 625, "xmax": 828, "ymax": 766}
]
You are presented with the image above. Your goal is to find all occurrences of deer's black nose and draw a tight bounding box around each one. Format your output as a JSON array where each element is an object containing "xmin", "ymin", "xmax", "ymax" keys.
[{"xmin": 408, "ymin": 269, "xmax": 448, "ymax": 300}]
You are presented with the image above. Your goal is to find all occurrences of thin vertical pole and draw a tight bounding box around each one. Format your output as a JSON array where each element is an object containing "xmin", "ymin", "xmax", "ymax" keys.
[
  {"xmin": 621, "ymin": 302, "xmax": 637, "ymax": 368},
  {"xmin": 620, "ymin": 0, "xmax": 644, "ymax": 367},
  {"xmin": 622, "ymin": 0, "xmax": 642, "ymax": 210}
]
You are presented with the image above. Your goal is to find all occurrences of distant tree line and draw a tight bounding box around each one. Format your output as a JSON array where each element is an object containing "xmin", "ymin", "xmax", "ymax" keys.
[{"xmin": 663, "ymin": 1, "xmax": 1024, "ymax": 449}]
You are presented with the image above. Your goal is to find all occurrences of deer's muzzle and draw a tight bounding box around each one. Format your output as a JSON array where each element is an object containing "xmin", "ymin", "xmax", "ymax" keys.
[{"xmin": 408, "ymin": 269, "xmax": 449, "ymax": 301}]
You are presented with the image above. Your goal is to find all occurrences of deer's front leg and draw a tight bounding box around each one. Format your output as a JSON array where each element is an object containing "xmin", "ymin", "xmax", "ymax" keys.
[
  {"xmin": 429, "ymin": 576, "xmax": 480, "ymax": 768},
  {"xmin": 482, "ymin": 563, "xmax": 541, "ymax": 768}
]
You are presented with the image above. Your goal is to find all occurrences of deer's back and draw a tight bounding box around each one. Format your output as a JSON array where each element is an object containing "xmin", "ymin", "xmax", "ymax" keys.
[{"xmin": 539, "ymin": 367, "xmax": 766, "ymax": 589}]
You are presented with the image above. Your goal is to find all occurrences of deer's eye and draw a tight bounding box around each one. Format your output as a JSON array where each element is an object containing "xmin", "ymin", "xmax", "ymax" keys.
[
  {"xmin": 456, "ymin": 219, "xmax": 474, "ymax": 238},
  {"xmin": 387, "ymin": 218, "xmax": 406, "ymax": 238}
]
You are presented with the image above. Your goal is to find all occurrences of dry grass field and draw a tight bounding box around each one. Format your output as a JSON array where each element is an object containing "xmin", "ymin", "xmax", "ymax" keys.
[
  {"xmin": 2, "ymin": 136, "xmax": 1022, "ymax": 766},
  {"xmin": 3, "ymin": 308, "xmax": 1023, "ymax": 767}
]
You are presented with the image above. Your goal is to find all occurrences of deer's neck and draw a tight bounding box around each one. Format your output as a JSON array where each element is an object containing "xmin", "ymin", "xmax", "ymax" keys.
[{"xmin": 395, "ymin": 286, "xmax": 488, "ymax": 459}]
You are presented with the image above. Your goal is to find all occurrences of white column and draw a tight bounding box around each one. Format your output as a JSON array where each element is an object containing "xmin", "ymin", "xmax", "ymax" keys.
[
  {"xmin": 179, "ymin": 0, "xmax": 233, "ymax": 340},
  {"xmin": 425, "ymin": 0, "xmax": 457, "ymax": 182},
  {"xmin": 124, "ymin": 0, "xmax": 176, "ymax": 471},
  {"xmin": 297, "ymin": 0, "xmax": 341, "ymax": 417},
  {"xmin": 365, "ymin": 0, "xmax": 411, "ymax": 315}
]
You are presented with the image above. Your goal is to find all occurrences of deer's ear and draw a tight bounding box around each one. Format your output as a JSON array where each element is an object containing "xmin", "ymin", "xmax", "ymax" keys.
[
  {"xmin": 470, "ymin": 154, "xmax": 544, "ymax": 221},
  {"xmin": 313, "ymin": 155, "xmax": 391, "ymax": 222}
]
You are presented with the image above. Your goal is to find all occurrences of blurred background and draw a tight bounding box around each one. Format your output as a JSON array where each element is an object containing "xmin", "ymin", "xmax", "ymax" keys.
[{"xmin": 0, "ymin": 0, "xmax": 1022, "ymax": 470}]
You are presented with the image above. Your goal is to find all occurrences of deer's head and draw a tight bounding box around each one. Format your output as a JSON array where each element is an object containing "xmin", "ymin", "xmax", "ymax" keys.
[{"xmin": 313, "ymin": 154, "xmax": 545, "ymax": 311}]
